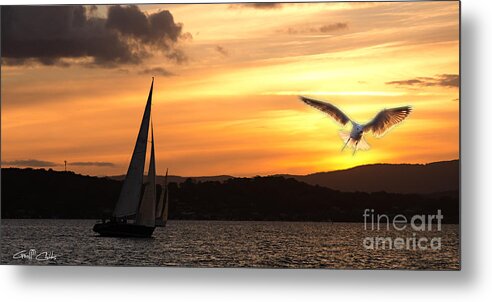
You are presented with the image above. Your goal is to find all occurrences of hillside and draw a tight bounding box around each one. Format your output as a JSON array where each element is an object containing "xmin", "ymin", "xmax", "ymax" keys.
[
  {"xmin": 1, "ymin": 166, "xmax": 459, "ymax": 222},
  {"xmin": 112, "ymin": 160, "xmax": 459, "ymax": 194},
  {"xmin": 290, "ymin": 160, "xmax": 459, "ymax": 194}
]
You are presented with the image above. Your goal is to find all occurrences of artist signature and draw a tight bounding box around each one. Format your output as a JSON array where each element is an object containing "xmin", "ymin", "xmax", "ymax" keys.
[{"xmin": 13, "ymin": 249, "xmax": 58, "ymax": 261}]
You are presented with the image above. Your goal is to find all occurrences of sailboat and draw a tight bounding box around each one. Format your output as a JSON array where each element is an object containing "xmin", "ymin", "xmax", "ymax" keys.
[
  {"xmin": 93, "ymin": 78, "xmax": 169, "ymax": 238},
  {"xmin": 155, "ymin": 169, "xmax": 169, "ymax": 227}
]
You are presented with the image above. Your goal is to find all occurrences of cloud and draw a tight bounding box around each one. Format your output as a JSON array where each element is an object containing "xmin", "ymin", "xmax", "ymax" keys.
[
  {"xmin": 386, "ymin": 74, "xmax": 459, "ymax": 88},
  {"xmin": 2, "ymin": 159, "xmax": 58, "ymax": 167},
  {"xmin": 165, "ymin": 49, "xmax": 188, "ymax": 64},
  {"xmin": 215, "ymin": 45, "xmax": 229, "ymax": 57},
  {"xmin": 139, "ymin": 67, "xmax": 174, "ymax": 76},
  {"xmin": 319, "ymin": 23, "xmax": 349, "ymax": 33},
  {"xmin": 70, "ymin": 161, "xmax": 115, "ymax": 167},
  {"xmin": 229, "ymin": 3, "xmax": 283, "ymax": 10},
  {"xmin": 106, "ymin": 5, "xmax": 182, "ymax": 46},
  {"xmin": 1, "ymin": 5, "xmax": 187, "ymax": 67},
  {"xmin": 285, "ymin": 22, "xmax": 349, "ymax": 35}
]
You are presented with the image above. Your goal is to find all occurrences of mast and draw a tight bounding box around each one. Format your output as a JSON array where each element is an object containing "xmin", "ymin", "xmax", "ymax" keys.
[
  {"xmin": 156, "ymin": 168, "xmax": 168, "ymax": 226},
  {"xmin": 163, "ymin": 169, "xmax": 169, "ymax": 223},
  {"xmin": 162, "ymin": 185, "xmax": 169, "ymax": 224},
  {"xmin": 136, "ymin": 122, "xmax": 157, "ymax": 227},
  {"xmin": 113, "ymin": 78, "xmax": 154, "ymax": 218}
]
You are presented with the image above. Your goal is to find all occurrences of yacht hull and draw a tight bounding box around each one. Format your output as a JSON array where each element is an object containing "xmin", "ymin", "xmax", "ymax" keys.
[
  {"xmin": 155, "ymin": 219, "xmax": 167, "ymax": 227},
  {"xmin": 93, "ymin": 222, "xmax": 155, "ymax": 238}
]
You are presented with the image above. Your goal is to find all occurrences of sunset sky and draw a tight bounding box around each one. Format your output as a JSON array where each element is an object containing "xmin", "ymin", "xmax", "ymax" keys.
[{"xmin": 1, "ymin": 2, "xmax": 459, "ymax": 176}]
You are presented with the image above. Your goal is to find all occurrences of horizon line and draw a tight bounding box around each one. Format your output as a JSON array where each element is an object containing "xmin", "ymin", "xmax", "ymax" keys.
[{"xmin": 2, "ymin": 158, "xmax": 459, "ymax": 179}]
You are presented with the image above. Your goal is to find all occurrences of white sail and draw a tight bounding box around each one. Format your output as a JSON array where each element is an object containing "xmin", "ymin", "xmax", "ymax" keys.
[
  {"xmin": 156, "ymin": 168, "xmax": 168, "ymax": 227},
  {"xmin": 136, "ymin": 124, "xmax": 156, "ymax": 227},
  {"xmin": 113, "ymin": 79, "xmax": 153, "ymax": 218}
]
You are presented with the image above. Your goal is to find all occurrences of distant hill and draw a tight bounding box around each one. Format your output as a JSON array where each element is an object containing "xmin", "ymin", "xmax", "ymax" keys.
[
  {"xmin": 285, "ymin": 160, "xmax": 459, "ymax": 194},
  {"xmin": 2, "ymin": 168, "xmax": 121, "ymax": 219},
  {"xmin": 111, "ymin": 174, "xmax": 233, "ymax": 186},
  {"xmin": 111, "ymin": 160, "xmax": 459, "ymax": 194},
  {"xmin": 1, "ymin": 166, "xmax": 459, "ymax": 222}
]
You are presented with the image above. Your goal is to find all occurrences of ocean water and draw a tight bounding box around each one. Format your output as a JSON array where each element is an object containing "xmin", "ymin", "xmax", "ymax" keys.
[{"xmin": 0, "ymin": 220, "xmax": 459, "ymax": 269}]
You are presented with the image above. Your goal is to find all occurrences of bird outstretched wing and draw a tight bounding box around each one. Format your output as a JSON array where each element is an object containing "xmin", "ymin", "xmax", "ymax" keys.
[
  {"xmin": 363, "ymin": 106, "xmax": 412, "ymax": 137},
  {"xmin": 299, "ymin": 96, "xmax": 351, "ymax": 126}
]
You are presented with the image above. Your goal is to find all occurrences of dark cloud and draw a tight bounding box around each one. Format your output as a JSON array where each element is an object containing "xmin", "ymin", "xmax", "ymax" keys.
[
  {"xmin": 165, "ymin": 49, "xmax": 188, "ymax": 64},
  {"xmin": 106, "ymin": 6, "xmax": 182, "ymax": 46},
  {"xmin": 139, "ymin": 67, "xmax": 174, "ymax": 77},
  {"xmin": 319, "ymin": 23, "xmax": 349, "ymax": 33},
  {"xmin": 215, "ymin": 45, "xmax": 229, "ymax": 57},
  {"xmin": 286, "ymin": 22, "xmax": 349, "ymax": 35},
  {"xmin": 386, "ymin": 74, "xmax": 459, "ymax": 88},
  {"xmin": 180, "ymin": 32, "xmax": 193, "ymax": 41},
  {"xmin": 2, "ymin": 159, "xmax": 58, "ymax": 167},
  {"xmin": 229, "ymin": 3, "xmax": 283, "ymax": 10},
  {"xmin": 88, "ymin": 5, "xmax": 98, "ymax": 15},
  {"xmin": 1, "ymin": 5, "xmax": 187, "ymax": 67},
  {"xmin": 70, "ymin": 161, "xmax": 115, "ymax": 167},
  {"xmin": 106, "ymin": 5, "xmax": 150, "ymax": 39}
]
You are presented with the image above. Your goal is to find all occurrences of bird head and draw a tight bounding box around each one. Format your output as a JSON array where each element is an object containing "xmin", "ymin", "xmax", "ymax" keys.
[{"xmin": 354, "ymin": 124, "xmax": 364, "ymax": 134}]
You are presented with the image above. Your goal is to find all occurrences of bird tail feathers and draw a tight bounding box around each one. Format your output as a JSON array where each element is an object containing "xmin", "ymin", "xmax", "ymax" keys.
[
  {"xmin": 338, "ymin": 131, "xmax": 371, "ymax": 151},
  {"xmin": 357, "ymin": 136, "xmax": 371, "ymax": 151}
]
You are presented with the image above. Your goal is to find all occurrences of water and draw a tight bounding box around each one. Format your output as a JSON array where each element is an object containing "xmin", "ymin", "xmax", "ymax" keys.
[{"xmin": 1, "ymin": 220, "xmax": 459, "ymax": 269}]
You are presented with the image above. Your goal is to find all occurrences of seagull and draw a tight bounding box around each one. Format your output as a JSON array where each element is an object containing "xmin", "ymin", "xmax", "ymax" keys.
[{"xmin": 300, "ymin": 96, "xmax": 412, "ymax": 154}]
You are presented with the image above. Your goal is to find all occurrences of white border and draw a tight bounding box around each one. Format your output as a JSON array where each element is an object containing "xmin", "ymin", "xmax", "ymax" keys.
[{"xmin": 2, "ymin": 0, "xmax": 491, "ymax": 301}]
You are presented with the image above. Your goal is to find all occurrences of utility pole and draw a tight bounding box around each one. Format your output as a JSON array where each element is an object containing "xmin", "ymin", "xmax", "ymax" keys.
[{"xmin": 64, "ymin": 160, "xmax": 67, "ymax": 172}]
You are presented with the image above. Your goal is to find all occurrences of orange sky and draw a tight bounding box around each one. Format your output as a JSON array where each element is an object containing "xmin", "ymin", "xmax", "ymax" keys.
[{"xmin": 1, "ymin": 2, "xmax": 459, "ymax": 176}]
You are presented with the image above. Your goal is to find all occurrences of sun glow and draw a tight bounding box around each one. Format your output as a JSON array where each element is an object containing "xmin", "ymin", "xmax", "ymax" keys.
[{"xmin": 1, "ymin": 2, "xmax": 459, "ymax": 176}]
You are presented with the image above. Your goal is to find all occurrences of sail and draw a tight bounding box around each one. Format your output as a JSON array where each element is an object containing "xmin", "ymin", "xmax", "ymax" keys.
[
  {"xmin": 156, "ymin": 168, "xmax": 168, "ymax": 227},
  {"xmin": 113, "ymin": 79, "xmax": 153, "ymax": 218},
  {"xmin": 136, "ymin": 124, "xmax": 157, "ymax": 227}
]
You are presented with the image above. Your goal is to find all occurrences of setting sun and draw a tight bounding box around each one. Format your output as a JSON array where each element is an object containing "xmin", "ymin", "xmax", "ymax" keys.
[{"xmin": 1, "ymin": 2, "xmax": 459, "ymax": 176}]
